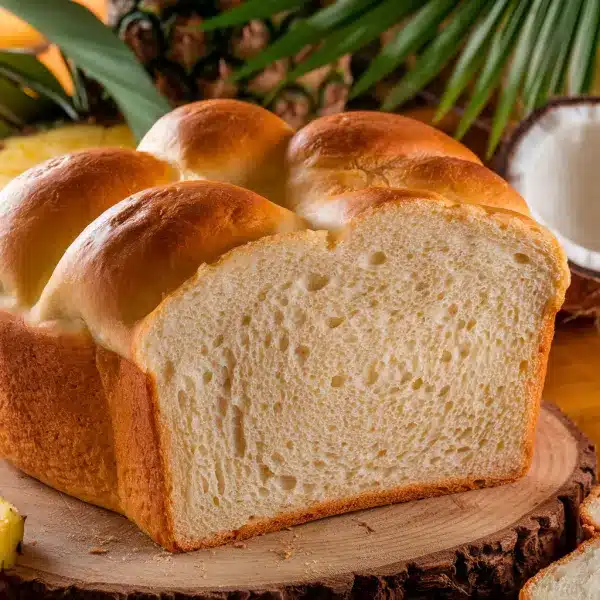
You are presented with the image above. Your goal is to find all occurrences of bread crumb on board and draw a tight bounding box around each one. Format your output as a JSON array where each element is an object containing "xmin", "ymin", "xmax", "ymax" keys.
[{"xmin": 88, "ymin": 547, "xmax": 109, "ymax": 555}]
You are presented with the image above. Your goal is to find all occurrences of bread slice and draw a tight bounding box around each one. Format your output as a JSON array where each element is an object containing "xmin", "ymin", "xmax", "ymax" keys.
[
  {"xmin": 520, "ymin": 538, "xmax": 600, "ymax": 599},
  {"xmin": 32, "ymin": 184, "xmax": 568, "ymax": 549},
  {"xmin": 582, "ymin": 486, "xmax": 600, "ymax": 537}
]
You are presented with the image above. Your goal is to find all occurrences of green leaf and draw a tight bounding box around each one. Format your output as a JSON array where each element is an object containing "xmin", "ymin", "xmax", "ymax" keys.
[
  {"xmin": 487, "ymin": 0, "xmax": 550, "ymax": 157},
  {"xmin": 351, "ymin": 0, "xmax": 457, "ymax": 99},
  {"xmin": 548, "ymin": 0, "xmax": 584, "ymax": 94},
  {"xmin": 0, "ymin": 76, "xmax": 49, "ymax": 127},
  {"xmin": 454, "ymin": 0, "xmax": 530, "ymax": 140},
  {"xmin": 232, "ymin": 0, "xmax": 376, "ymax": 81},
  {"xmin": 435, "ymin": 0, "xmax": 511, "ymax": 122},
  {"xmin": 0, "ymin": 116, "xmax": 15, "ymax": 139},
  {"xmin": 0, "ymin": 51, "xmax": 78, "ymax": 120},
  {"xmin": 60, "ymin": 50, "xmax": 90, "ymax": 114},
  {"xmin": 286, "ymin": 0, "xmax": 423, "ymax": 81},
  {"xmin": 568, "ymin": 0, "xmax": 600, "ymax": 94},
  {"xmin": 522, "ymin": 0, "xmax": 564, "ymax": 113},
  {"xmin": 382, "ymin": 0, "xmax": 491, "ymax": 112},
  {"xmin": 201, "ymin": 0, "xmax": 308, "ymax": 31},
  {"xmin": 0, "ymin": 0, "xmax": 171, "ymax": 141}
]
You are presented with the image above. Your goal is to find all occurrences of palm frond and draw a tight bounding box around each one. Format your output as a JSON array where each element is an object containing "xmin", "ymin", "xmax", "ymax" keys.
[
  {"xmin": 0, "ymin": 0, "xmax": 170, "ymax": 141},
  {"xmin": 203, "ymin": 0, "xmax": 600, "ymax": 151}
]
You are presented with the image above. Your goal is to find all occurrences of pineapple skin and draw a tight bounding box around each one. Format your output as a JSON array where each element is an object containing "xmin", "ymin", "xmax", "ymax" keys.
[
  {"xmin": 0, "ymin": 123, "xmax": 135, "ymax": 189},
  {"xmin": 109, "ymin": 0, "xmax": 352, "ymax": 129},
  {"xmin": 0, "ymin": 497, "xmax": 24, "ymax": 571}
]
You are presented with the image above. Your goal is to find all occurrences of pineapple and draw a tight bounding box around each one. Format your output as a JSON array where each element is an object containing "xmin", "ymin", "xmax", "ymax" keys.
[
  {"xmin": 108, "ymin": 0, "xmax": 352, "ymax": 129},
  {"xmin": 0, "ymin": 123, "xmax": 134, "ymax": 189},
  {"xmin": 0, "ymin": 497, "xmax": 24, "ymax": 571}
]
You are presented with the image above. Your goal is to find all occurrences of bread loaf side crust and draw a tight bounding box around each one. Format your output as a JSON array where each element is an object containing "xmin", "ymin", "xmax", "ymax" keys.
[
  {"xmin": 0, "ymin": 311, "xmax": 119, "ymax": 510},
  {"xmin": 581, "ymin": 485, "xmax": 600, "ymax": 537},
  {"xmin": 96, "ymin": 348, "xmax": 175, "ymax": 549}
]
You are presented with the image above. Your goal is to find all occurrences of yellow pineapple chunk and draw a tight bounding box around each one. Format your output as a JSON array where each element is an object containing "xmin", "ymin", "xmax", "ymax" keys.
[
  {"xmin": 0, "ymin": 123, "xmax": 135, "ymax": 188},
  {"xmin": 0, "ymin": 497, "xmax": 24, "ymax": 570}
]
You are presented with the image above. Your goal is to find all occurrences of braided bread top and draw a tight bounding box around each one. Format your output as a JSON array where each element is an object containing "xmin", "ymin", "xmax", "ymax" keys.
[{"xmin": 0, "ymin": 100, "xmax": 541, "ymax": 358}]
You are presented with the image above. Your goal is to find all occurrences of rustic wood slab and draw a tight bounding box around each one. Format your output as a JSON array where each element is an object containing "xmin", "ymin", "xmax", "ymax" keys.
[{"xmin": 1, "ymin": 404, "xmax": 596, "ymax": 599}]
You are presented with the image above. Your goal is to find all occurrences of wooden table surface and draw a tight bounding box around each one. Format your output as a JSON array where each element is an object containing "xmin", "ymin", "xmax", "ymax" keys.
[{"xmin": 545, "ymin": 321, "xmax": 600, "ymax": 450}]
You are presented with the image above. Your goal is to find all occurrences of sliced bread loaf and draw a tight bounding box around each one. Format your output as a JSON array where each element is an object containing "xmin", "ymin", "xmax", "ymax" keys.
[{"xmin": 0, "ymin": 100, "xmax": 570, "ymax": 550}]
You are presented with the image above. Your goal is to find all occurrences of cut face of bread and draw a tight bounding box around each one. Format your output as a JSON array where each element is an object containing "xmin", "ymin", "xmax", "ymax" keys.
[
  {"xmin": 134, "ymin": 195, "xmax": 564, "ymax": 547},
  {"xmin": 520, "ymin": 538, "xmax": 600, "ymax": 599}
]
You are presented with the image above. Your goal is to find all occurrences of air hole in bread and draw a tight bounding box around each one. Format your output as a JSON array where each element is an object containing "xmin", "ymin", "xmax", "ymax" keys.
[
  {"xmin": 279, "ymin": 334, "xmax": 289, "ymax": 352},
  {"xmin": 274, "ymin": 310, "xmax": 284, "ymax": 325},
  {"xmin": 441, "ymin": 350, "xmax": 452, "ymax": 363},
  {"xmin": 215, "ymin": 461, "xmax": 225, "ymax": 495},
  {"xmin": 285, "ymin": 440, "xmax": 294, "ymax": 450},
  {"xmin": 305, "ymin": 273, "xmax": 329, "ymax": 292},
  {"xmin": 213, "ymin": 334, "xmax": 224, "ymax": 348},
  {"xmin": 330, "ymin": 374, "xmax": 345, "ymax": 388},
  {"xmin": 400, "ymin": 372, "xmax": 412, "ymax": 384},
  {"xmin": 203, "ymin": 371, "xmax": 213, "ymax": 384},
  {"xmin": 242, "ymin": 315, "xmax": 251, "ymax": 326},
  {"xmin": 260, "ymin": 464, "xmax": 274, "ymax": 483},
  {"xmin": 519, "ymin": 360, "xmax": 529, "ymax": 374},
  {"xmin": 264, "ymin": 333, "xmax": 272, "ymax": 348},
  {"xmin": 163, "ymin": 360, "xmax": 175, "ymax": 382},
  {"xmin": 437, "ymin": 292, "xmax": 446, "ymax": 300},
  {"xmin": 327, "ymin": 316, "xmax": 345, "ymax": 329},
  {"xmin": 514, "ymin": 253, "xmax": 530, "ymax": 264},
  {"xmin": 459, "ymin": 345, "xmax": 470, "ymax": 359},
  {"xmin": 232, "ymin": 407, "xmax": 246, "ymax": 458},
  {"xmin": 365, "ymin": 363, "xmax": 379, "ymax": 386},
  {"xmin": 314, "ymin": 460, "xmax": 325, "ymax": 469},
  {"xmin": 466, "ymin": 319, "xmax": 477, "ymax": 331},
  {"xmin": 412, "ymin": 378, "xmax": 423, "ymax": 390},
  {"xmin": 258, "ymin": 487, "xmax": 269, "ymax": 498},
  {"xmin": 277, "ymin": 476, "xmax": 297, "ymax": 491},
  {"xmin": 443, "ymin": 401, "xmax": 453, "ymax": 414},
  {"xmin": 368, "ymin": 251, "xmax": 387, "ymax": 266},
  {"xmin": 273, "ymin": 402, "xmax": 282, "ymax": 414},
  {"xmin": 217, "ymin": 395, "xmax": 228, "ymax": 418},
  {"xmin": 294, "ymin": 345, "xmax": 310, "ymax": 365}
]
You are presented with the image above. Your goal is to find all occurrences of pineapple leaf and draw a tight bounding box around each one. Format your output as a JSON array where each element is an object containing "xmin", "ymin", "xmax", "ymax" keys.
[
  {"xmin": 0, "ymin": 52, "xmax": 79, "ymax": 121},
  {"xmin": 0, "ymin": 0, "xmax": 171, "ymax": 141},
  {"xmin": 59, "ymin": 51, "xmax": 90, "ymax": 114},
  {"xmin": 351, "ymin": 0, "xmax": 457, "ymax": 99},
  {"xmin": 0, "ymin": 75, "xmax": 50, "ymax": 127},
  {"xmin": 232, "ymin": 0, "xmax": 377, "ymax": 81},
  {"xmin": 0, "ymin": 116, "xmax": 15, "ymax": 139},
  {"xmin": 201, "ymin": 0, "xmax": 309, "ymax": 31},
  {"xmin": 522, "ymin": 0, "xmax": 564, "ymax": 114},
  {"xmin": 435, "ymin": 0, "xmax": 511, "ymax": 122},
  {"xmin": 286, "ymin": 0, "xmax": 422, "ymax": 81},
  {"xmin": 548, "ymin": 0, "xmax": 584, "ymax": 94},
  {"xmin": 382, "ymin": 0, "xmax": 491, "ymax": 112},
  {"xmin": 568, "ymin": 0, "xmax": 600, "ymax": 94},
  {"xmin": 455, "ymin": 0, "xmax": 530, "ymax": 140},
  {"xmin": 487, "ymin": 0, "xmax": 550, "ymax": 157}
]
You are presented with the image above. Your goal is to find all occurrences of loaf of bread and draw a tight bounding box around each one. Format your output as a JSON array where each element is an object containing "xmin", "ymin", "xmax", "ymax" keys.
[
  {"xmin": 520, "ymin": 488, "xmax": 600, "ymax": 600},
  {"xmin": 0, "ymin": 100, "xmax": 569, "ymax": 550}
]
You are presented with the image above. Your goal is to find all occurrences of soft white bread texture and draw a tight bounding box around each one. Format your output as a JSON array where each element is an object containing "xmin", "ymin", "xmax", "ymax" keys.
[
  {"xmin": 520, "ymin": 538, "xmax": 600, "ymax": 599},
  {"xmin": 0, "ymin": 100, "xmax": 570, "ymax": 550}
]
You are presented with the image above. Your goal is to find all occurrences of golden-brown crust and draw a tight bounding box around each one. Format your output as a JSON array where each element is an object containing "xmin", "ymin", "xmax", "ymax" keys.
[
  {"xmin": 0, "ymin": 311, "xmax": 119, "ymax": 511},
  {"xmin": 287, "ymin": 111, "xmax": 481, "ymax": 168},
  {"xmin": 175, "ymin": 471, "xmax": 525, "ymax": 551},
  {"xmin": 96, "ymin": 348, "xmax": 175, "ymax": 550},
  {"xmin": 32, "ymin": 180, "xmax": 307, "ymax": 357},
  {"xmin": 0, "ymin": 149, "xmax": 176, "ymax": 309},
  {"xmin": 138, "ymin": 99, "xmax": 293, "ymax": 206},
  {"xmin": 285, "ymin": 112, "xmax": 527, "ymax": 221},
  {"xmin": 581, "ymin": 485, "xmax": 600, "ymax": 536},
  {"xmin": 519, "ymin": 537, "xmax": 600, "ymax": 599}
]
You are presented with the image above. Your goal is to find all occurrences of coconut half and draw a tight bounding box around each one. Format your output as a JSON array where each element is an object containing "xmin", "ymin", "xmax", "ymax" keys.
[{"xmin": 497, "ymin": 98, "xmax": 600, "ymax": 319}]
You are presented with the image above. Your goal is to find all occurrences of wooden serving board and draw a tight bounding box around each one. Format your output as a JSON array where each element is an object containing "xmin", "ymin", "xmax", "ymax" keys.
[{"xmin": 1, "ymin": 404, "xmax": 595, "ymax": 599}]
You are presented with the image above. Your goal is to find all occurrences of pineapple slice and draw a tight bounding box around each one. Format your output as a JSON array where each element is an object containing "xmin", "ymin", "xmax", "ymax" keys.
[
  {"xmin": 0, "ymin": 497, "xmax": 24, "ymax": 570},
  {"xmin": 0, "ymin": 123, "xmax": 135, "ymax": 189}
]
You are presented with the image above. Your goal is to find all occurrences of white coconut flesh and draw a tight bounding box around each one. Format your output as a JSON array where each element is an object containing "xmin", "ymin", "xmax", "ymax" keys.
[{"xmin": 506, "ymin": 103, "xmax": 600, "ymax": 273}]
